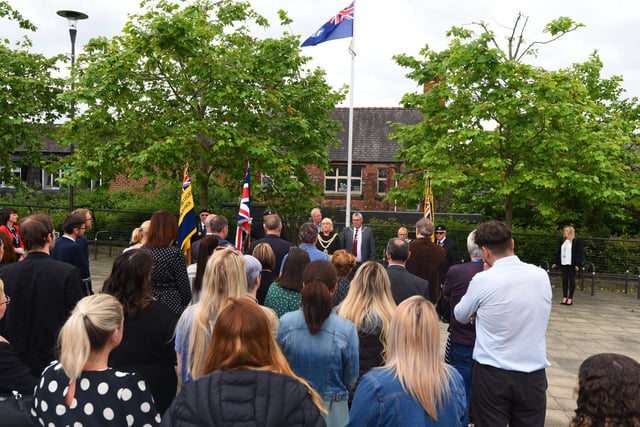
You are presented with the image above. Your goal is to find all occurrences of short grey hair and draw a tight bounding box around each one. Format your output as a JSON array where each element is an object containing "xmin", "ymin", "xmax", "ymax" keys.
[
  {"xmin": 416, "ymin": 217, "xmax": 435, "ymax": 237},
  {"xmin": 243, "ymin": 255, "xmax": 262, "ymax": 292},
  {"xmin": 467, "ymin": 230, "xmax": 483, "ymax": 258}
]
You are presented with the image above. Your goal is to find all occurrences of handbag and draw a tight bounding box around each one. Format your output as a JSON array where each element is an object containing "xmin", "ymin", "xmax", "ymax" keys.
[
  {"xmin": 0, "ymin": 391, "xmax": 34, "ymax": 427},
  {"xmin": 436, "ymin": 296, "xmax": 451, "ymax": 324}
]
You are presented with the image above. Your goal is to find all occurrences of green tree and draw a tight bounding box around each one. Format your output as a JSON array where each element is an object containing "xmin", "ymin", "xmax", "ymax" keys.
[
  {"xmin": 0, "ymin": 2, "xmax": 67, "ymax": 187},
  {"xmin": 389, "ymin": 14, "xmax": 640, "ymax": 232},
  {"xmin": 58, "ymin": 0, "xmax": 344, "ymax": 214}
]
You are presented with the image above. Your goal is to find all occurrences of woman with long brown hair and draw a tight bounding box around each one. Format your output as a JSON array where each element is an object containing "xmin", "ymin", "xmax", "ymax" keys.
[
  {"xmin": 141, "ymin": 210, "xmax": 191, "ymax": 315},
  {"xmin": 102, "ymin": 249, "xmax": 179, "ymax": 414},
  {"xmin": 162, "ymin": 299, "xmax": 326, "ymax": 426},
  {"xmin": 277, "ymin": 260, "xmax": 359, "ymax": 427},
  {"xmin": 264, "ymin": 247, "xmax": 310, "ymax": 318}
]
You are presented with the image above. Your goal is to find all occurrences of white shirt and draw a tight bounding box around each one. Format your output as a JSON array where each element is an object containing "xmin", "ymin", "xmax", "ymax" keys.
[
  {"xmin": 560, "ymin": 240, "xmax": 573, "ymax": 265},
  {"xmin": 454, "ymin": 255, "xmax": 552, "ymax": 373},
  {"xmin": 353, "ymin": 227, "xmax": 363, "ymax": 263}
]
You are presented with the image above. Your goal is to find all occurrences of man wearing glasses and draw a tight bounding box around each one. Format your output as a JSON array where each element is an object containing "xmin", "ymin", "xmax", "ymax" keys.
[
  {"xmin": 52, "ymin": 213, "xmax": 92, "ymax": 295},
  {"xmin": 0, "ymin": 213, "xmax": 84, "ymax": 377}
]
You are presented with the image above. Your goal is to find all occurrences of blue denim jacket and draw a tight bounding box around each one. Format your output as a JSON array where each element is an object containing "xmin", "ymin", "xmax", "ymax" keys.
[
  {"xmin": 347, "ymin": 367, "xmax": 467, "ymax": 427},
  {"xmin": 277, "ymin": 310, "xmax": 359, "ymax": 402}
]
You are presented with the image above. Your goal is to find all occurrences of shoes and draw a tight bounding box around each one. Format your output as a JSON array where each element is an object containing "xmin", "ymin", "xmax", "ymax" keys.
[
  {"xmin": 561, "ymin": 298, "xmax": 567, "ymax": 305},
  {"xmin": 566, "ymin": 298, "xmax": 573, "ymax": 306}
]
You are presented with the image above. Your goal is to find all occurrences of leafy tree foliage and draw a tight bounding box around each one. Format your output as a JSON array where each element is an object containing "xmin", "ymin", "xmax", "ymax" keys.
[
  {"xmin": 0, "ymin": 2, "xmax": 67, "ymax": 187},
  {"xmin": 389, "ymin": 14, "xmax": 640, "ymax": 233},
  {"xmin": 58, "ymin": 0, "xmax": 345, "ymax": 214}
]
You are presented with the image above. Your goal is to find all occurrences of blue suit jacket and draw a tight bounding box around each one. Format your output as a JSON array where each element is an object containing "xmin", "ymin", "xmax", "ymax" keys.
[{"xmin": 52, "ymin": 236, "xmax": 90, "ymax": 279}]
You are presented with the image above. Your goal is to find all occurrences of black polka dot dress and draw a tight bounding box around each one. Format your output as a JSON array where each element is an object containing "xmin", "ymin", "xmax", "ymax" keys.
[
  {"xmin": 31, "ymin": 362, "xmax": 161, "ymax": 426},
  {"xmin": 142, "ymin": 246, "xmax": 192, "ymax": 316}
]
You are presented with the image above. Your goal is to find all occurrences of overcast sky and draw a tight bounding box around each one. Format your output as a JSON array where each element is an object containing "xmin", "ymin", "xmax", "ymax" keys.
[{"xmin": 6, "ymin": 0, "xmax": 640, "ymax": 106}]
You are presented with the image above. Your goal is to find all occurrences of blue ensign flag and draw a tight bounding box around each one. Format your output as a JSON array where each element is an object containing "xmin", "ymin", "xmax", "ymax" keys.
[{"xmin": 301, "ymin": 2, "xmax": 354, "ymax": 47}]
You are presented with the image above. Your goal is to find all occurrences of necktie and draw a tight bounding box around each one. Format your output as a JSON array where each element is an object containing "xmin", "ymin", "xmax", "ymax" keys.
[
  {"xmin": 353, "ymin": 228, "xmax": 359, "ymax": 257},
  {"xmin": 438, "ymin": 240, "xmax": 444, "ymax": 247}
]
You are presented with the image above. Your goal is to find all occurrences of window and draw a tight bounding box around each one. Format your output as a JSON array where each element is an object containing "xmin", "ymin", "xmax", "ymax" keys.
[
  {"xmin": 42, "ymin": 169, "xmax": 63, "ymax": 190},
  {"xmin": 0, "ymin": 167, "xmax": 23, "ymax": 188},
  {"xmin": 325, "ymin": 165, "xmax": 362, "ymax": 193},
  {"xmin": 377, "ymin": 168, "xmax": 388, "ymax": 194}
]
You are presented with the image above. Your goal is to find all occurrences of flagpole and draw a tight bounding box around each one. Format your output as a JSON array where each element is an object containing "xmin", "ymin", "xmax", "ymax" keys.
[{"xmin": 345, "ymin": 20, "xmax": 356, "ymax": 228}]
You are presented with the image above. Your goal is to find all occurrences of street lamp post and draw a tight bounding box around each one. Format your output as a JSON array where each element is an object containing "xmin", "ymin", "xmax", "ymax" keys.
[{"xmin": 57, "ymin": 10, "xmax": 88, "ymax": 212}]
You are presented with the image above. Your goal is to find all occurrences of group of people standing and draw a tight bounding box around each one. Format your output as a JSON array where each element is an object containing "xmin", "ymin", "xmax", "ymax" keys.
[{"xmin": 0, "ymin": 204, "xmax": 635, "ymax": 427}]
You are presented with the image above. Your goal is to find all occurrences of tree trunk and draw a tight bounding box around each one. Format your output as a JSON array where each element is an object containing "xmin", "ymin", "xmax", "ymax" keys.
[
  {"xmin": 505, "ymin": 193, "xmax": 513, "ymax": 229},
  {"xmin": 198, "ymin": 156, "xmax": 209, "ymax": 209}
]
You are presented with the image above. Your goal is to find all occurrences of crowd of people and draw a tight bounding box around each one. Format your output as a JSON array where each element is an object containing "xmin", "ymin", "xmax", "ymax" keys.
[{"xmin": 0, "ymin": 205, "xmax": 636, "ymax": 427}]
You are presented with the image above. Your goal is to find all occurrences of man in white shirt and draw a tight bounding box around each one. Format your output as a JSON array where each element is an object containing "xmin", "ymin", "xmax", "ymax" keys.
[{"xmin": 454, "ymin": 220, "xmax": 552, "ymax": 427}]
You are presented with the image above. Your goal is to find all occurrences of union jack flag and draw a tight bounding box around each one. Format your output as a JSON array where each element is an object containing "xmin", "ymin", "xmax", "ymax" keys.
[
  {"xmin": 302, "ymin": 2, "xmax": 354, "ymax": 47},
  {"xmin": 235, "ymin": 165, "xmax": 251, "ymax": 251},
  {"xmin": 424, "ymin": 175, "xmax": 434, "ymax": 221}
]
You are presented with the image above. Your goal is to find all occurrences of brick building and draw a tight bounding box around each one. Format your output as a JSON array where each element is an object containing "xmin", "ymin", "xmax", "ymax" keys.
[{"xmin": 306, "ymin": 107, "xmax": 424, "ymax": 211}]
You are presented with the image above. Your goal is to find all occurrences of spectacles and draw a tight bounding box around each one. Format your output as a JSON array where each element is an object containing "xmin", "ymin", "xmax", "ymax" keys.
[
  {"xmin": 435, "ymin": 231, "xmax": 445, "ymax": 235},
  {"xmin": 0, "ymin": 296, "xmax": 10, "ymax": 306}
]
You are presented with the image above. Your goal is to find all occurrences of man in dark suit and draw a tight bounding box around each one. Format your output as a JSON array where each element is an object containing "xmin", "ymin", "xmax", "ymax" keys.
[
  {"xmin": 340, "ymin": 212, "xmax": 376, "ymax": 265},
  {"xmin": 191, "ymin": 213, "xmax": 215, "ymax": 262},
  {"xmin": 191, "ymin": 208, "xmax": 210, "ymax": 243},
  {"xmin": 0, "ymin": 213, "xmax": 85, "ymax": 377},
  {"xmin": 52, "ymin": 212, "xmax": 91, "ymax": 295},
  {"xmin": 248, "ymin": 214, "xmax": 294, "ymax": 276},
  {"xmin": 435, "ymin": 224, "xmax": 459, "ymax": 283},
  {"xmin": 385, "ymin": 238, "xmax": 429, "ymax": 304},
  {"xmin": 405, "ymin": 217, "xmax": 446, "ymax": 304}
]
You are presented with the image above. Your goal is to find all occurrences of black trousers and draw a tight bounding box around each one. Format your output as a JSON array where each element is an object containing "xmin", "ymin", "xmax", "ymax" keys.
[
  {"xmin": 472, "ymin": 362, "xmax": 547, "ymax": 427},
  {"xmin": 561, "ymin": 265, "xmax": 577, "ymax": 298}
]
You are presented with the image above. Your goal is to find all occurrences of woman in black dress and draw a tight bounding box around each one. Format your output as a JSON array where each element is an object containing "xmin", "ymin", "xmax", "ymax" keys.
[
  {"xmin": 142, "ymin": 210, "xmax": 191, "ymax": 315},
  {"xmin": 102, "ymin": 249, "xmax": 179, "ymax": 414}
]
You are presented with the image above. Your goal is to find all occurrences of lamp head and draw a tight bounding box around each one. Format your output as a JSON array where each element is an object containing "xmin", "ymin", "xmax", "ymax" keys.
[{"xmin": 56, "ymin": 10, "xmax": 89, "ymax": 30}]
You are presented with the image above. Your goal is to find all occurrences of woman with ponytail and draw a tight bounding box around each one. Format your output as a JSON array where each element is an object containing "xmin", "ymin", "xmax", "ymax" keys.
[
  {"xmin": 30, "ymin": 294, "xmax": 160, "ymax": 426},
  {"xmin": 277, "ymin": 260, "xmax": 359, "ymax": 427}
]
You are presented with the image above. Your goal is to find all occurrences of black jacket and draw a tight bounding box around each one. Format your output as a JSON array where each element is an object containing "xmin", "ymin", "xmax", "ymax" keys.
[{"xmin": 161, "ymin": 370, "xmax": 326, "ymax": 427}]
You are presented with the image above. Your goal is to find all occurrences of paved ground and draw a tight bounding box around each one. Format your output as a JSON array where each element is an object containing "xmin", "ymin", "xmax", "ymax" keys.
[{"xmin": 90, "ymin": 252, "xmax": 640, "ymax": 427}]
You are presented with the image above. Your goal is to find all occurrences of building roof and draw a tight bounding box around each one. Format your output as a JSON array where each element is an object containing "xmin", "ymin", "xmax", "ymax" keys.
[{"xmin": 330, "ymin": 107, "xmax": 424, "ymax": 163}]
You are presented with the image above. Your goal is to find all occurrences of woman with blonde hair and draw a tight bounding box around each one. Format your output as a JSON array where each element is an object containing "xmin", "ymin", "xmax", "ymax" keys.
[
  {"xmin": 348, "ymin": 296, "xmax": 466, "ymax": 426},
  {"xmin": 551, "ymin": 225, "xmax": 585, "ymax": 306},
  {"xmin": 250, "ymin": 242, "xmax": 276, "ymax": 305},
  {"xmin": 174, "ymin": 247, "xmax": 246, "ymax": 384},
  {"xmin": 162, "ymin": 299, "xmax": 326, "ymax": 426},
  {"xmin": 337, "ymin": 260, "xmax": 396, "ymax": 403},
  {"xmin": 124, "ymin": 220, "xmax": 150, "ymax": 252},
  {"xmin": 31, "ymin": 294, "xmax": 160, "ymax": 426},
  {"xmin": 316, "ymin": 217, "xmax": 342, "ymax": 256}
]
